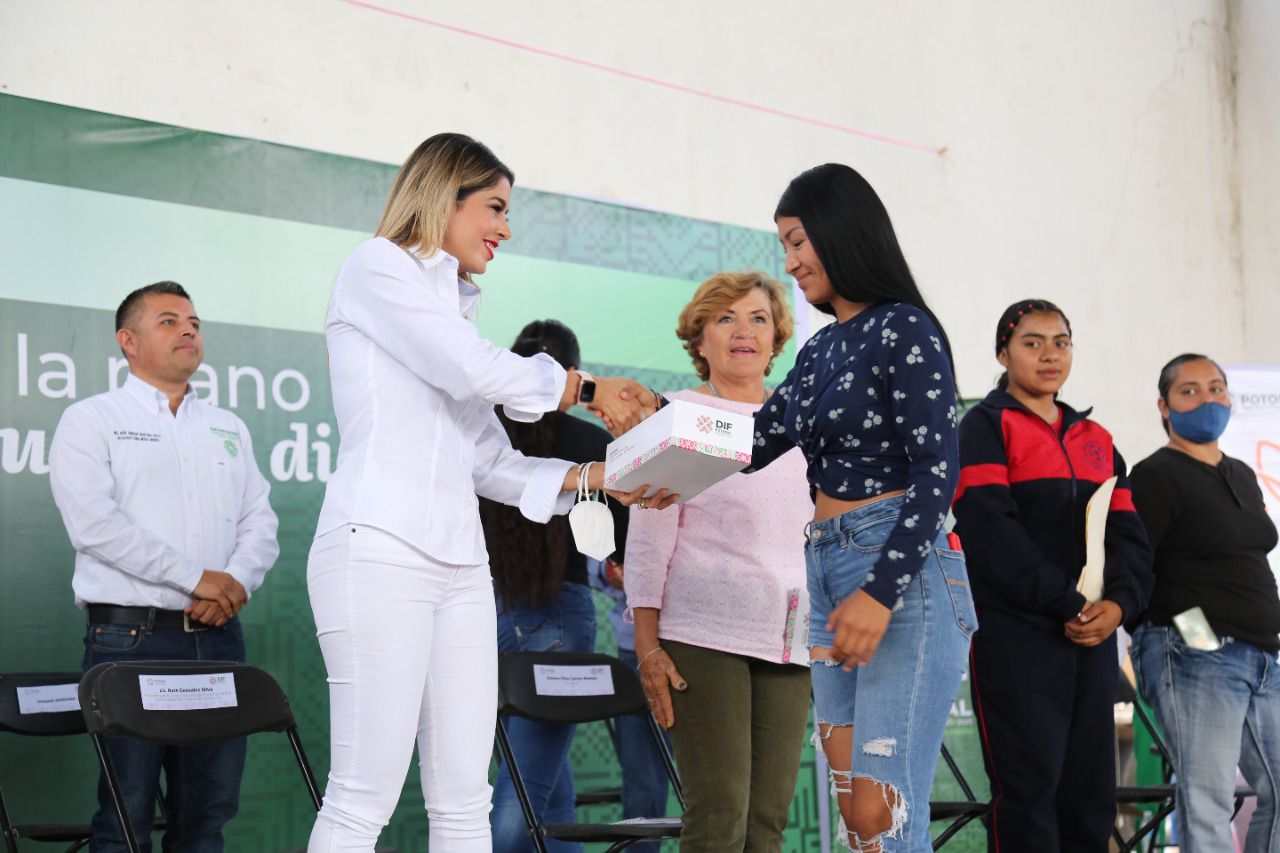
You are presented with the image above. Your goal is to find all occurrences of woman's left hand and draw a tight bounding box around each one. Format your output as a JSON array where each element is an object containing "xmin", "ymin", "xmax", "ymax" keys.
[
  {"xmin": 825, "ymin": 589, "xmax": 892, "ymax": 670},
  {"xmin": 1064, "ymin": 600, "xmax": 1123, "ymax": 646},
  {"xmin": 580, "ymin": 464, "xmax": 679, "ymax": 509}
]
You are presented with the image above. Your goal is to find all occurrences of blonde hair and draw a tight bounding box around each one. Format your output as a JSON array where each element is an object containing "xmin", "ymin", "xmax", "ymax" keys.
[
  {"xmin": 676, "ymin": 271, "xmax": 794, "ymax": 380},
  {"xmin": 376, "ymin": 133, "xmax": 514, "ymax": 256}
]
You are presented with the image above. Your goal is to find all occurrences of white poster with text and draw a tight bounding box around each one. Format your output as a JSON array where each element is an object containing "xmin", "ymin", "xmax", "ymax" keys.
[{"xmin": 1222, "ymin": 363, "xmax": 1280, "ymax": 572}]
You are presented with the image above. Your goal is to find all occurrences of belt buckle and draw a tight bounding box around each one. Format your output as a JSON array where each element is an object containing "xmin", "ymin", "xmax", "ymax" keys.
[{"xmin": 183, "ymin": 613, "xmax": 209, "ymax": 633}]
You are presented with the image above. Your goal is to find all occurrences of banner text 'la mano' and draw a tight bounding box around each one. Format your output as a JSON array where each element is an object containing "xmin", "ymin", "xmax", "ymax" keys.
[{"xmin": 4, "ymin": 332, "xmax": 333, "ymax": 483}]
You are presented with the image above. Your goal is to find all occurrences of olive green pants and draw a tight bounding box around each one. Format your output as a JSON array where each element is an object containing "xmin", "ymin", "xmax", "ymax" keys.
[{"xmin": 664, "ymin": 640, "xmax": 812, "ymax": 853}]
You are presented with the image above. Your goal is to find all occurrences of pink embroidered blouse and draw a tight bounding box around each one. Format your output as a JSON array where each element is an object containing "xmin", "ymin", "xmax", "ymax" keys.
[{"xmin": 623, "ymin": 389, "xmax": 812, "ymax": 665}]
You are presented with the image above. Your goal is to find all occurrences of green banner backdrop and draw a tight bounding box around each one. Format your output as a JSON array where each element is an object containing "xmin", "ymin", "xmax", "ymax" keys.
[{"xmin": 0, "ymin": 93, "xmax": 986, "ymax": 851}]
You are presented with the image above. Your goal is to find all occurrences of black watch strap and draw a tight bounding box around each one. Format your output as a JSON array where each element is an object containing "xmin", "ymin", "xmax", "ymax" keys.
[{"xmin": 576, "ymin": 371, "xmax": 597, "ymax": 405}]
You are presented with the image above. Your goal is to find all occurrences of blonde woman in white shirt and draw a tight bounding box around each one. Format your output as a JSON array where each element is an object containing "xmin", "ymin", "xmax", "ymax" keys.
[{"xmin": 306, "ymin": 133, "xmax": 670, "ymax": 853}]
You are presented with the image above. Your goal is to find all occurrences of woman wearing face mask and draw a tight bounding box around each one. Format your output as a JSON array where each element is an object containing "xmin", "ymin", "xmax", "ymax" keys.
[
  {"xmin": 744, "ymin": 164, "xmax": 975, "ymax": 851},
  {"xmin": 1129, "ymin": 354, "xmax": 1280, "ymax": 853},
  {"xmin": 625, "ymin": 270, "xmax": 812, "ymax": 853},
  {"xmin": 306, "ymin": 133, "xmax": 672, "ymax": 852},
  {"xmin": 952, "ymin": 299, "xmax": 1153, "ymax": 852}
]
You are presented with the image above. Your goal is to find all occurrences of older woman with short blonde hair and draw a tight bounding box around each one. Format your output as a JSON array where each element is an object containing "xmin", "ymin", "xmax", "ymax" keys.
[
  {"xmin": 625, "ymin": 270, "xmax": 812, "ymax": 852},
  {"xmin": 675, "ymin": 271, "xmax": 794, "ymax": 381}
]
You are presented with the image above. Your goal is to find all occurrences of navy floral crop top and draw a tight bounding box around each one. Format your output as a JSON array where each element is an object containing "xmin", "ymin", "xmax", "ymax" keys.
[{"xmin": 748, "ymin": 302, "xmax": 960, "ymax": 608}]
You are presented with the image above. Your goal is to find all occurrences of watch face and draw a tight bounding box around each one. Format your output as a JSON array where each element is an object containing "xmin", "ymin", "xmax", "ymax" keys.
[{"xmin": 579, "ymin": 380, "xmax": 597, "ymax": 404}]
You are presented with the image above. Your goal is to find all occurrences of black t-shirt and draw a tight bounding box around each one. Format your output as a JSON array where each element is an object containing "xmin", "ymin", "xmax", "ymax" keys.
[{"xmin": 1130, "ymin": 447, "xmax": 1280, "ymax": 652}]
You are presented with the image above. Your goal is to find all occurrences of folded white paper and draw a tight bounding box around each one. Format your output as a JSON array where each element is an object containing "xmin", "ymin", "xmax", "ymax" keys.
[
  {"xmin": 604, "ymin": 399, "xmax": 754, "ymax": 503},
  {"xmin": 1076, "ymin": 475, "xmax": 1117, "ymax": 603}
]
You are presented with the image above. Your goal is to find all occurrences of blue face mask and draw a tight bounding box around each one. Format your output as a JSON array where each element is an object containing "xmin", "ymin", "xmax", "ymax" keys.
[{"xmin": 1168, "ymin": 401, "xmax": 1231, "ymax": 444}]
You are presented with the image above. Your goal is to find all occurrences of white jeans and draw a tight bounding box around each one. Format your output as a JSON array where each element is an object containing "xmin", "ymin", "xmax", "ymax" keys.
[{"xmin": 306, "ymin": 525, "xmax": 497, "ymax": 852}]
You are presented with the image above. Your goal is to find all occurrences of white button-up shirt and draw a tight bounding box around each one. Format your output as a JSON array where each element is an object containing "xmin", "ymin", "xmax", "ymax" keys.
[
  {"xmin": 315, "ymin": 237, "xmax": 576, "ymax": 566},
  {"xmin": 49, "ymin": 373, "xmax": 280, "ymax": 608}
]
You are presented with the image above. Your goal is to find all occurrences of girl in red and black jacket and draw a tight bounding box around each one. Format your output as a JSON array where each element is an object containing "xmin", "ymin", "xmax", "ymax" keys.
[{"xmin": 952, "ymin": 299, "xmax": 1153, "ymax": 853}]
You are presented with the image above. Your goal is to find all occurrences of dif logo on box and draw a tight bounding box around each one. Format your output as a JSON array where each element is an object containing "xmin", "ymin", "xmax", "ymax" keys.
[{"xmin": 696, "ymin": 415, "xmax": 734, "ymax": 437}]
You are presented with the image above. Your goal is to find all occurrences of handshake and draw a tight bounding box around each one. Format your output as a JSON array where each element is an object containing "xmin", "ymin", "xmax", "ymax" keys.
[{"xmin": 566, "ymin": 372, "xmax": 662, "ymax": 437}]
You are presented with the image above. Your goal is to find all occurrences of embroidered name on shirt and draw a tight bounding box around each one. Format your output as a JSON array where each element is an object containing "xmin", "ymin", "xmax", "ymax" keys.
[
  {"xmin": 210, "ymin": 427, "xmax": 241, "ymax": 457},
  {"xmin": 112, "ymin": 430, "xmax": 161, "ymax": 443}
]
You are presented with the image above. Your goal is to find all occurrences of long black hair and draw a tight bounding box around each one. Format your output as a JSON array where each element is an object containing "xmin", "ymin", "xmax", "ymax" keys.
[
  {"xmin": 775, "ymin": 163, "xmax": 953, "ymax": 366},
  {"xmin": 479, "ymin": 320, "xmax": 579, "ymax": 609}
]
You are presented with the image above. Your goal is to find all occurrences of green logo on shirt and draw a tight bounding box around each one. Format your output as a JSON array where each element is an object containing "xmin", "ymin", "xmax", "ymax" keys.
[{"xmin": 210, "ymin": 427, "xmax": 240, "ymax": 458}]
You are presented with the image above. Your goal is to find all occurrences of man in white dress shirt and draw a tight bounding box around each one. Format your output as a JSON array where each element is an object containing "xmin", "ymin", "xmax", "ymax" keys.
[{"xmin": 49, "ymin": 281, "xmax": 279, "ymax": 852}]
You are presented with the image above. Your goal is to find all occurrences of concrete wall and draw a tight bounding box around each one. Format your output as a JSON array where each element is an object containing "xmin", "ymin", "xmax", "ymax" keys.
[
  {"xmin": 1235, "ymin": 0, "xmax": 1280, "ymax": 366},
  {"xmin": 1, "ymin": 0, "xmax": 1274, "ymax": 459}
]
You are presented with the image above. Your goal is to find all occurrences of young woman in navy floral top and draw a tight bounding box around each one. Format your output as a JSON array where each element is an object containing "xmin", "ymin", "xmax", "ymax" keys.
[{"xmin": 748, "ymin": 163, "xmax": 976, "ymax": 851}]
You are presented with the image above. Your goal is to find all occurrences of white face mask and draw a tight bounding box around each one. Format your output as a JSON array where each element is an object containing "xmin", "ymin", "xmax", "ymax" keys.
[{"xmin": 568, "ymin": 462, "xmax": 615, "ymax": 562}]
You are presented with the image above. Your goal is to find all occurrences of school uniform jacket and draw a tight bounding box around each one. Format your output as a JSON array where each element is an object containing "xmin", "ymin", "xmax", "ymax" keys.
[{"xmin": 952, "ymin": 389, "xmax": 1153, "ymax": 631}]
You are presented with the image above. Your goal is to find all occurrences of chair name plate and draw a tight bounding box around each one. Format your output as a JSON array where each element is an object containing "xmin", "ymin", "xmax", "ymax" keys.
[
  {"xmin": 16, "ymin": 683, "xmax": 80, "ymax": 714},
  {"xmin": 139, "ymin": 673, "xmax": 238, "ymax": 710},
  {"xmin": 533, "ymin": 665, "xmax": 615, "ymax": 697}
]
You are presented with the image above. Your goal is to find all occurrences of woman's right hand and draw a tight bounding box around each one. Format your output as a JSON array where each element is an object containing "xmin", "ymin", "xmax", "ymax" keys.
[
  {"xmin": 825, "ymin": 589, "xmax": 892, "ymax": 671},
  {"xmin": 637, "ymin": 646, "xmax": 686, "ymax": 729},
  {"xmin": 589, "ymin": 376, "xmax": 658, "ymax": 435}
]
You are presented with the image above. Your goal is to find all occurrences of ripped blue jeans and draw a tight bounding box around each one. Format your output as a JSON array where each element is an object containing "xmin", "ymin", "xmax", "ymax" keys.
[{"xmin": 805, "ymin": 496, "xmax": 976, "ymax": 851}]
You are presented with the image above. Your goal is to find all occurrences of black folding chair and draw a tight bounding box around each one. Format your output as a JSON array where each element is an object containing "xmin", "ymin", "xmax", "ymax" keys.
[
  {"xmin": 574, "ymin": 718, "xmax": 624, "ymax": 807},
  {"xmin": 78, "ymin": 661, "xmax": 322, "ymax": 853},
  {"xmin": 0, "ymin": 673, "xmax": 92, "ymax": 853},
  {"xmin": 930, "ymin": 740, "xmax": 989, "ymax": 849},
  {"xmin": 1113, "ymin": 677, "xmax": 1254, "ymax": 852},
  {"xmin": 495, "ymin": 651, "xmax": 684, "ymax": 852}
]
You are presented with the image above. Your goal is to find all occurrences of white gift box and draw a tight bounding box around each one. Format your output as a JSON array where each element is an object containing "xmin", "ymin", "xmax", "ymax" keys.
[{"xmin": 603, "ymin": 399, "xmax": 755, "ymax": 503}]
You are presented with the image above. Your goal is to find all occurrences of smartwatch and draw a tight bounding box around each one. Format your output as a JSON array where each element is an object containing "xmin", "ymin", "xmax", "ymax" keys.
[{"xmin": 576, "ymin": 370, "xmax": 597, "ymax": 405}]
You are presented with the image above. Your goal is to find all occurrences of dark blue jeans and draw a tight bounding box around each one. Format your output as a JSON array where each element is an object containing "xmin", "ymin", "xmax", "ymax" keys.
[
  {"xmin": 83, "ymin": 615, "xmax": 248, "ymax": 853},
  {"xmin": 491, "ymin": 583, "xmax": 596, "ymax": 853}
]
